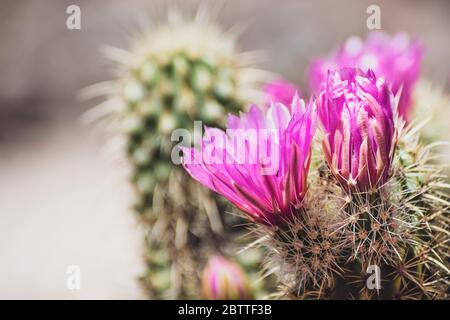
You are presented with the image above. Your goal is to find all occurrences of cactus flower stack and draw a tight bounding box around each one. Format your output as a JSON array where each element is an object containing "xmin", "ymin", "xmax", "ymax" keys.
[{"xmin": 182, "ymin": 66, "xmax": 449, "ymax": 299}]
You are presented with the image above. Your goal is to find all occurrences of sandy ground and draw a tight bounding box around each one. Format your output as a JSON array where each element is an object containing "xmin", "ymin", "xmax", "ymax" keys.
[{"xmin": 0, "ymin": 118, "xmax": 144, "ymax": 299}]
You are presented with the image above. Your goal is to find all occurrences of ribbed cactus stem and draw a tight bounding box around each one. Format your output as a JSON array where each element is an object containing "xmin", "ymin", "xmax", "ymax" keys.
[{"xmin": 86, "ymin": 10, "xmax": 270, "ymax": 299}]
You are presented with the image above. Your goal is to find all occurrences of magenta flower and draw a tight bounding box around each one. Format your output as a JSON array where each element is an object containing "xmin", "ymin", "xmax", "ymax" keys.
[
  {"xmin": 309, "ymin": 32, "xmax": 422, "ymax": 120},
  {"xmin": 317, "ymin": 68, "xmax": 396, "ymax": 191},
  {"xmin": 263, "ymin": 80, "xmax": 301, "ymax": 110},
  {"xmin": 201, "ymin": 256, "xmax": 252, "ymax": 300},
  {"xmin": 181, "ymin": 95, "xmax": 317, "ymax": 226}
]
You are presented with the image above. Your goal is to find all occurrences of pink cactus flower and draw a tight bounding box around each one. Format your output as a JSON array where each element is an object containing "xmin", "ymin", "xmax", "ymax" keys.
[
  {"xmin": 263, "ymin": 80, "xmax": 301, "ymax": 109},
  {"xmin": 202, "ymin": 256, "xmax": 252, "ymax": 300},
  {"xmin": 317, "ymin": 68, "xmax": 397, "ymax": 192},
  {"xmin": 181, "ymin": 94, "xmax": 317, "ymax": 226},
  {"xmin": 309, "ymin": 32, "xmax": 422, "ymax": 121}
]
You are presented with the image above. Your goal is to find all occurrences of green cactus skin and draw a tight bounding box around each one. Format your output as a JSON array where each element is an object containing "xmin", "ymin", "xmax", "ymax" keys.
[
  {"xmin": 125, "ymin": 46, "xmax": 244, "ymax": 299},
  {"xmin": 86, "ymin": 13, "xmax": 271, "ymax": 299},
  {"xmin": 124, "ymin": 52, "xmax": 242, "ymax": 218}
]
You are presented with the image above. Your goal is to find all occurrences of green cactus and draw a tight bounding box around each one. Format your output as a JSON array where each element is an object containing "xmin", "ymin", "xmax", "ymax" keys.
[
  {"xmin": 123, "ymin": 49, "xmax": 244, "ymax": 218},
  {"xmin": 86, "ymin": 10, "xmax": 271, "ymax": 299}
]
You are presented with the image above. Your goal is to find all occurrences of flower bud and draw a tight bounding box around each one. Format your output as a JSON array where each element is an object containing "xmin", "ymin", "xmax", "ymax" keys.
[
  {"xmin": 202, "ymin": 256, "xmax": 252, "ymax": 300},
  {"xmin": 317, "ymin": 68, "xmax": 396, "ymax": 191}
]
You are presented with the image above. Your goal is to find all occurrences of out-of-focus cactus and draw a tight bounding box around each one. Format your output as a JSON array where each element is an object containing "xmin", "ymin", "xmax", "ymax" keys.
[
  {"xmin": 411, "ymin": 81, "xmax": 450, "ymax": 175},
  {"xmin": 119, "ymin": 12, "xmax": 265, "ymax": 218},
  {"xmin": 85, "ymin": 7, "xmax": 270, "ymax": 299},
  {"xmin": 412, "ymin": 81, "xmax": 450, "ymax": 141}
]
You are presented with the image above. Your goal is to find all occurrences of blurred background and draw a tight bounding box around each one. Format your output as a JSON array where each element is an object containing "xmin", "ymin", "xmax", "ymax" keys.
[{"xmin": 0, "ymin": 0, "xmax": 448, "ymax": 299}]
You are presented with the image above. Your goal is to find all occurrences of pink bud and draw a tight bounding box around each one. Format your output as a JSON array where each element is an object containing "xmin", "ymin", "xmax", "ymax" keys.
[
  {"xmin": 201, "ymin": 256, "xmax": 252, "ymax": 300},
  {"xmin": 317, "ymin": 68, "xmax": 396, "ymax": 191}
]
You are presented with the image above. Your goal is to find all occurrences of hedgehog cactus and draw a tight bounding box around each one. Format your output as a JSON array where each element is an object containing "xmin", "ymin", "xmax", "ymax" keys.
[
  {"xmin": 312, "ymin": 69, "xmax": 449, "ymax": 299},
  {"xmin": 86, "ymin": 9, "xmax": 270, "ymax": 299},
  {"xmin": 181, "ymin": 68, "xmax": 449, "ymax": 299},
  {"xmin": 122, "ymin": 15, "xmax": 261, "ymax": 217}
]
